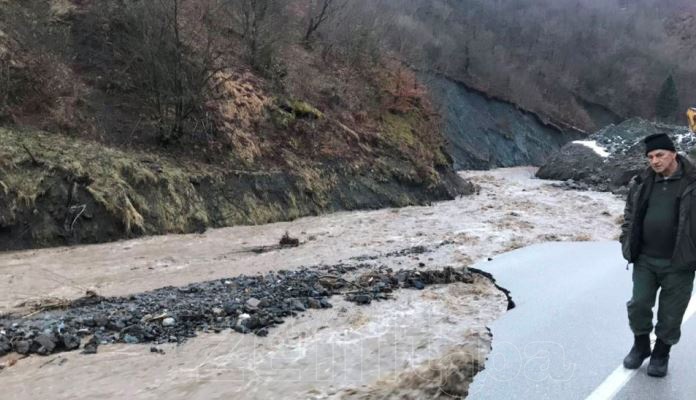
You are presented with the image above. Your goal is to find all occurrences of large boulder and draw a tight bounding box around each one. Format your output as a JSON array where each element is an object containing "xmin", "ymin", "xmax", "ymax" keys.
[{"xmin": 536, "ymin": 118, "xmax": 696, "ymax": 195}]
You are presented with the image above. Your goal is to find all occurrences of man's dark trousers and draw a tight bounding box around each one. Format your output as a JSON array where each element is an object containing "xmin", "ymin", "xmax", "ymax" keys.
[{"xmin": 627, "ymin": 254, "xmax": 695, "ymax": 345}]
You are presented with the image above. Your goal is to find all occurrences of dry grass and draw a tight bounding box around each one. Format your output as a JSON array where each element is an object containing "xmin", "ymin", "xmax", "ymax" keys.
[
  {"xmin": 210, "ymin": 71, "xmax": 268, "ymax": 129},
  {"xmin": 0, "ymin": 127, "xmax": 218, "ymax": 240},
  {"xmin": 208, "ymin": 71, "xmax": 270, "ymax": 164}
]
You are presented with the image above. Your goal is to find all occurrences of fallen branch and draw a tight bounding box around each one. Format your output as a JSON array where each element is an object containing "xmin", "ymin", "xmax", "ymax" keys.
[{"xmin": 21, "ymin": 144, "xmax": 40, "ymax": 166}]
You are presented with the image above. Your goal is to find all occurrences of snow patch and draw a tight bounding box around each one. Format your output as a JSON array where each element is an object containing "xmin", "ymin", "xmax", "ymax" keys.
[
  {"xmin": 573, "ymin": 140, "xmax": 610, "ymax": 157},
  {"xmin": 674, "ymin": 131, "xmax": 695, "ymax": 144}
]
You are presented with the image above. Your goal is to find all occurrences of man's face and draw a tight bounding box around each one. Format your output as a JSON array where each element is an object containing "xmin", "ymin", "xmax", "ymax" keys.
[{"xmin": 647, "ymin": 149, "xmax": 677, "ymax": 174}]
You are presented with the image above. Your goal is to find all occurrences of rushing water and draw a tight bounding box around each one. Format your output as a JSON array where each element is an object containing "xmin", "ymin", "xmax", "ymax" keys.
[{"xmin": 0, "ymin": 168, "xmax": 624, "ymax": 399}]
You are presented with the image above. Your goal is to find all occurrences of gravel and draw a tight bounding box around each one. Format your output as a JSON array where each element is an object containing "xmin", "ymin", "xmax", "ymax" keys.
[{"xmin": 0, "ymin": 254, "xmax": 490, "ymax": 357}]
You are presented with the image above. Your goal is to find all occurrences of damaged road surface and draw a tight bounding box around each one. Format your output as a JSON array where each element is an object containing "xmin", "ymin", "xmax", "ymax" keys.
[
  {"xmin": 468, "ymin": 241, "xmax": 696, "ymax": 400},
  {"xmin": 0, "ymin": 168, "xmax": 625, "ymax": 399}
]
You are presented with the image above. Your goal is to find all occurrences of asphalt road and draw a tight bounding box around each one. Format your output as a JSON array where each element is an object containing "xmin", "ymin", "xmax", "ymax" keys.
[{"xmin": 467, "ymin": 241, "xmax": 696, "ymax": 400}]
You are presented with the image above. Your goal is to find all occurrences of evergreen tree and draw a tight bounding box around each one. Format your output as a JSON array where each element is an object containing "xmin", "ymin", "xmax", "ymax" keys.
[{"xmin": 655, "ymin": 75, "xmax": 679, "ymax": 122}]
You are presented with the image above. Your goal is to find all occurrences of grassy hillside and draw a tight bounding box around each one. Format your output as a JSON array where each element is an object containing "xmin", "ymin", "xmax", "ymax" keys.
[
  {"xmin": 0, "ymin": 127, "xmax": 472, "ymax": 251},
  {"xmin": 0, "ymin": 0, "xmax": 478, "ymax": 250}
]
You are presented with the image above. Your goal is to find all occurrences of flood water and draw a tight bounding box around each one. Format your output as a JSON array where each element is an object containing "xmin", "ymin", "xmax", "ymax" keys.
[{"xmin": 0, "ymin": 168, "xmax": 624, "ymax": 399}]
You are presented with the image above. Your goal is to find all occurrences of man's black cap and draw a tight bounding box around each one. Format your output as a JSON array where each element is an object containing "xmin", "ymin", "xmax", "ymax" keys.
[{"xmin": 644, "ymin": 133, "xmax": 676, "ymax": 155}]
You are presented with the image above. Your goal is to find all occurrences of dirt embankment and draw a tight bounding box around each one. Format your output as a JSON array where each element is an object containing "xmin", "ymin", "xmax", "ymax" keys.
[{"xmin": 0, "ymin": 128, "xmax": 474, "ymax": 251}]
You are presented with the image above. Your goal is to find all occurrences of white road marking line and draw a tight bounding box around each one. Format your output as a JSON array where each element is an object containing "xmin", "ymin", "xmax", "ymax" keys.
[
  {"xmin": 585, "ymin": 295, "xmax": 696, "ymax": 400},
  {"xmin": 585, "ymin": 367, "xmax": 638, "ymax": 400}
]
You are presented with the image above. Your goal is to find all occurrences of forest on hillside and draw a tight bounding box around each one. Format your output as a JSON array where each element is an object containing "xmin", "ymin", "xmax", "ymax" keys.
[
  {"xmin": 0, "ymin": 0, "xmax": 403, "ymax": 155},
  {"xmin": 345, "ymin": 0, "xmax": 696, "ymax": 131},
  {"xmin": 2, "ymin": 0, "xmax": 695, "ymax": 146}
]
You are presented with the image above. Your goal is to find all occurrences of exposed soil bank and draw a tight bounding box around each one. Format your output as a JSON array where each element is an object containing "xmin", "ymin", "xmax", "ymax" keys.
[
  {"xmin": 422, "ymin": 73, "xmax": 583, "ymax": 170},
  {"xmin": 0, "ymin": 128, "xmax": 474, "ymax": 252}
]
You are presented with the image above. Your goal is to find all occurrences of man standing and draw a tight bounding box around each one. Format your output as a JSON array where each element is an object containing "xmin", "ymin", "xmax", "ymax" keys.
[{"xmin": 620, "ymin": 133, "xmax": 696, "ymax": 377}]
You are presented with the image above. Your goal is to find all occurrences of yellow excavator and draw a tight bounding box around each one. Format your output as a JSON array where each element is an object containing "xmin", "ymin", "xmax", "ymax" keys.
[{"xmin": 688, "ymin": 107, "xmax": 696, "ymax": 133}]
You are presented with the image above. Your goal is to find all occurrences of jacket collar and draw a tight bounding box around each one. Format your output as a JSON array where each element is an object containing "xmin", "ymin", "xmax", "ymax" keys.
[{"xmin": 655, "ymin": 159, "xmax": 684, "ymax": 182}]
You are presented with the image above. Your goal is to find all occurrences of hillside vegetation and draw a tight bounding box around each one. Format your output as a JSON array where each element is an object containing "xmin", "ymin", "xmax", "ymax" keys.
[
  {"xmin": 5, "ymin": 0, "xmax": 690, "ymax": 249},
  {"xmin": 0, "ymin": 0, "xmax": 473, "ymax": 250},
  {"xmin": 344, "ymin": 0, "xmax": 696, "ymax": 131}
]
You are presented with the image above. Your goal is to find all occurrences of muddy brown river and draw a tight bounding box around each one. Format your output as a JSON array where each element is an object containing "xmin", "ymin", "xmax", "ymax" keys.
[{"xmin": 0, "ymin": 168, "xmax": 624, "ymax": 399}]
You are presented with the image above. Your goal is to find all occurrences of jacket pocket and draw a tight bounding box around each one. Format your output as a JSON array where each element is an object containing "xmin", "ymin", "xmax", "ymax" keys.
[
  {"xmin": 674, "ymin": 235, "xmax": 696, "ymax": 271},
  {"xmin": 674, "ymin": 191, "xmax": 696, "ymax": 271}
]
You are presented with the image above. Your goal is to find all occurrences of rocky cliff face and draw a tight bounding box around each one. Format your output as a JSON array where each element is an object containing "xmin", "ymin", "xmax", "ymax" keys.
[
  {"xmin": 423, "ymin": 74, "xmax": 582, "ymax": 170},
  {"xmin": 536, "ymin": 118, "xmax": 695, "ymax": 194}
]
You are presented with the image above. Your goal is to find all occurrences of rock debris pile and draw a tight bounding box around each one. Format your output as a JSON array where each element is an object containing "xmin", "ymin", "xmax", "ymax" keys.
[
  {"xmin": 0, "ymin": 262, "xmax": 479, "ymax": 357},
  {"xmin": 537, "ymin": 118, "xmax": 694, "ymax": 195}
]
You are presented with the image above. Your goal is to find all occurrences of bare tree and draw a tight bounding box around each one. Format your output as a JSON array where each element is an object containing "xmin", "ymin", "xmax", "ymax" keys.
[
  {"xmin": 100, "ymin": 0, "xmax": 227, "ymax": 143},
  {"xmin": 317, "ymin": 0, "xmax": 384, "ymax": 68},
  {"xmin": 224, "ymin": 0, "xmax": 287, "ymax": 74},
  {"xmin": 303, "ymin": 0, "xmax": 346, "ymax": 47}
]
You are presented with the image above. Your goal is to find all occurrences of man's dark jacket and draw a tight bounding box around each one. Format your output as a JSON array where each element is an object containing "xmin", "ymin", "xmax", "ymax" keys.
[{"xmin": 620, "ymin": 155, "xmax": 696, "ymax": 271}]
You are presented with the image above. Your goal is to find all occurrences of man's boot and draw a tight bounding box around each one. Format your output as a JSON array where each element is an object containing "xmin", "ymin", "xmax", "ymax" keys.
[
  {"xmin": 623, "ymin": 334, "xmax": 651, "ymax": 369},
  {"xmin": 647, "ymin": 339, "xmax": 671, "ymax": 377}
]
